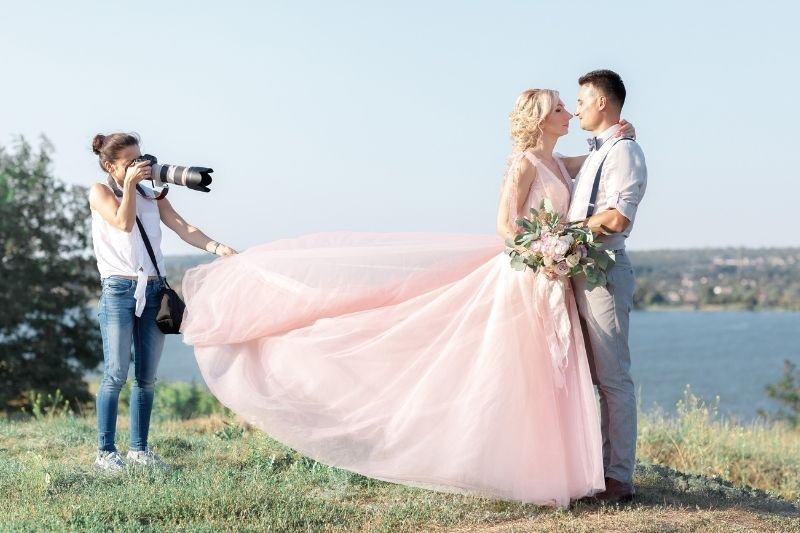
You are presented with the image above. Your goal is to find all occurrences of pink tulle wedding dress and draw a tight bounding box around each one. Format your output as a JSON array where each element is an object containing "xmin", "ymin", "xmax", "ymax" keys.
[{"xmin": 180, "ymin": 152, "xmax": 604, "ymax": 507}]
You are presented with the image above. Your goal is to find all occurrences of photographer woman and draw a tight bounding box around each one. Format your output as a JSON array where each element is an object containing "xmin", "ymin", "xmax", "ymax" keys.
[{"xmin": 88, "ymin": 132, "xmax": 236, "ymax": 471}]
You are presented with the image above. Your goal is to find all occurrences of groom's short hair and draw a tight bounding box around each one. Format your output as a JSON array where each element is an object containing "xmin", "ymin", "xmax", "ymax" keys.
[{"xmin": 579, "ymin": 70, "xmax": 626, "ymax": 109}]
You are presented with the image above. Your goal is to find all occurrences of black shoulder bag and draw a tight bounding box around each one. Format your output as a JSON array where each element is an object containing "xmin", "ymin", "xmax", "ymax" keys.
[{"xmin": 135, "ymin": 217, "xmax": 186, "ymax": 334}]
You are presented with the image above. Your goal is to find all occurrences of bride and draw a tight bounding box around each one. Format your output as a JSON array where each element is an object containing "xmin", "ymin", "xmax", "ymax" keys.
[{"xmin": 180, "ymin": 89, "xmax": 632, "ymax": 507}]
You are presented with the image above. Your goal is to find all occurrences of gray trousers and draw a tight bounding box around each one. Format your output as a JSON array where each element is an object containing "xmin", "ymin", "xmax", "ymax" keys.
[{"xmin": 572, "ymin": 250, "xmax": 636, "ymax": 483}]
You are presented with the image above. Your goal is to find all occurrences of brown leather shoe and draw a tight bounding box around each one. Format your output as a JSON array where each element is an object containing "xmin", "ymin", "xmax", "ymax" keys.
[{"xmin": 595, "ymin": 477, "xmax": 635, "ymax": 503}]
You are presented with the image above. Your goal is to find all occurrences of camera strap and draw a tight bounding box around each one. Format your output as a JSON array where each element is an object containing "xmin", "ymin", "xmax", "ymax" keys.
[
  {"xmin": 150, "ymin": 182, "xmax": 169, "ymax": 200},
  {"xmin": 107, "ymin": 176, "xmax": 169, "ymax": 200},
  {"xmin": 135, "ymin": 215, "xmax": 172, "ymax": 289}
]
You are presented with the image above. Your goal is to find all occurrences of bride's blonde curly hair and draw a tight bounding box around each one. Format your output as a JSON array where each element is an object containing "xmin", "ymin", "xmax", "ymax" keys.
[{"xmin": 509, "ymin": 89, "xmax": 559, "ymax": 152}]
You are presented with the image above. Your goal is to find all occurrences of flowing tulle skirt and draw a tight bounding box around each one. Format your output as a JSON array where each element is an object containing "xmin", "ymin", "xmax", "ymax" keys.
[{"xmin": 181, "ymin": 232, "xmax": 604, "ymax": 507}]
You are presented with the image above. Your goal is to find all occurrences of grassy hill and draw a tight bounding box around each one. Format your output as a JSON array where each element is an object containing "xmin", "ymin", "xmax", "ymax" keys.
[{"xmin": 1, "ymin": 387, "xmax": 798, "ymax": 532}]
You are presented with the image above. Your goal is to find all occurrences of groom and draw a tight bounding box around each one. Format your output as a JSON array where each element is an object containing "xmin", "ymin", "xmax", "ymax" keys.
[{"xmin": 568, "ymin": 70, "xmax": 647, "ymax": 503}]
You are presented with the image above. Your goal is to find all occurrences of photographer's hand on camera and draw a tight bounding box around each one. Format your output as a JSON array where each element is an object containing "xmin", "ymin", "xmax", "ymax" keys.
[{"xmin": 124, "ymin": 160, "xmax": 152, "ymax": 189}]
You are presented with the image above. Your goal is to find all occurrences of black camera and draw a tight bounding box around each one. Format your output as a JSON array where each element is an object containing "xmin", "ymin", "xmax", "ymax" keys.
[{"xmin": 130, "ymin": 154, "xmax": 213, "ymax": 193}]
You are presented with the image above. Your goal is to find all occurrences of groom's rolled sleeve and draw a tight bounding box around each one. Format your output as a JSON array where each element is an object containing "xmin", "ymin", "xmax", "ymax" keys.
[{"xmin": 603, "ymin": 145, "xmax": 647, "ymax": 223}]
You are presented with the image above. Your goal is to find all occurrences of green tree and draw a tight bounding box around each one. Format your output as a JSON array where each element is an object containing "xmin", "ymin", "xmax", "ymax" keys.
[
  {"xmin": 763, "ymin": 359, "xmax": 800, "ymax": 427},
  {"xmin": 0, "ymin": 137, "xmax": 101, "ymax": 410}
]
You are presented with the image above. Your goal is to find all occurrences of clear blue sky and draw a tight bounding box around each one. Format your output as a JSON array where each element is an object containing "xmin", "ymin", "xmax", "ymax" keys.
[{"xmin": 2, "ymin": 1, "xmax": 797, "ymax": 254}]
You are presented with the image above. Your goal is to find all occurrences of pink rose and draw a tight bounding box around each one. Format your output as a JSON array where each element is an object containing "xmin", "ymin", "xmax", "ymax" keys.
[{"xmin": 554, "ymin": 261, "xmax": 571, "ymax": 276}]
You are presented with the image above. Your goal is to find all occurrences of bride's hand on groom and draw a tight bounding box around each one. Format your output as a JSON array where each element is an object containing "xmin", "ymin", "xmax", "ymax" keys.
[{"xmin": 616, "ymin": 119, "xmax": 636, "ymax": 140}]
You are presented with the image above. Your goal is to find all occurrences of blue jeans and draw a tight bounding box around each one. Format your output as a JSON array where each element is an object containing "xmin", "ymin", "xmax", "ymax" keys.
[{"xmin": 96, "ymin": 276, "xmax": 165, "ymax": 452}]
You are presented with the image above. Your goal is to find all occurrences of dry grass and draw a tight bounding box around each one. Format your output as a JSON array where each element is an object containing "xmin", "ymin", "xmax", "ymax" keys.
[{"xmin": 638, "ymin": 389, "xmax": 800, "ymax": 502}]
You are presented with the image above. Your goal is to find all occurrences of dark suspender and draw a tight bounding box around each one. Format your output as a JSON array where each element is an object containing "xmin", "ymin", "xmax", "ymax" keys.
[{"xmin": 585, "ymin": 137, "xmax": 634, "ymax": 218}]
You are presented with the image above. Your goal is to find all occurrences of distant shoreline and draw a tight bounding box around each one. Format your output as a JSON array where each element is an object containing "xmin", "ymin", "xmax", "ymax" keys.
[
  {"xmin": 638, "ymin": 305, "xmax": 800, "ymax": 313},
  {"xmin": 160, "ymin": 248, "xmax": 800, "ymax": 313}
]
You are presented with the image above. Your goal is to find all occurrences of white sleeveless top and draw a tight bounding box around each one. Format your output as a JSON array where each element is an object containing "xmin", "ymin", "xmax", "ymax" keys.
[{"xmin": 91, "ymin": 182, "xmax": 166, "ymax": 317}]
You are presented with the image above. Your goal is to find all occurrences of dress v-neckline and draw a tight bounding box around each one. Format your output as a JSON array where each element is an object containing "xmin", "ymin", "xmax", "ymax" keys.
[{"xmin": 526, "ymin": 152, "xmax": 572, "ymax": 198}]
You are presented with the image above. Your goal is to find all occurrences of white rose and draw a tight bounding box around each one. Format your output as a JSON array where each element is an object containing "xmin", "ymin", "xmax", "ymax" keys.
[
  {"xmin": 566, "ymin": 253, "xmax": 581, "ymax": 268},
  {"xmin": 554, "ymin": 236, "xmax": 572, "ymax": 256}
]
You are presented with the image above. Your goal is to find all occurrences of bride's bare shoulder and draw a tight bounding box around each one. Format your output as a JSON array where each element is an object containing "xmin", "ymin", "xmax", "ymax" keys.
[{"xmin": 517, "ymin": 153, "xmax": 538, "ymax": 181}]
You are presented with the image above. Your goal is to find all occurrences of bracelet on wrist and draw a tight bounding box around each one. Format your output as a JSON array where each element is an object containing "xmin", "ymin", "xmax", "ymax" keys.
[{"xmin": 211, "ymin": 241, "xmax": 220, "ymax": 255}]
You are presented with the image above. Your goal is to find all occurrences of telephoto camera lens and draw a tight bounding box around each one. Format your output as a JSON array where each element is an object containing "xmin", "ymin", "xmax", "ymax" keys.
[{"xmin": 132, "ymin": 154, "xmax": 213, "ymax": 192}]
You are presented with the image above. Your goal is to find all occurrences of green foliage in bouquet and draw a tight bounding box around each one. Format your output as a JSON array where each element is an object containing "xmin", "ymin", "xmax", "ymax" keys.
[{"xmin": 505, "ymin": 199, "xmax": 615, "ymax": 289}]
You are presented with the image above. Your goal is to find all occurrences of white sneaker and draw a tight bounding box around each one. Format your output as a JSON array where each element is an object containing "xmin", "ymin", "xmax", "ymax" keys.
[
  {"xmin": 94, "ymin": 450, "xmax": 126, "ymax": 472},
  {"xmin": 126, "ymin": 448, "xmax": 171, "ymax": 470}
]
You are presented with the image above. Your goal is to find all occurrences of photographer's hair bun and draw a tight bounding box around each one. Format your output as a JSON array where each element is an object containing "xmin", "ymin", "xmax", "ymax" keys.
[
  {"xmin": 91, "ymin": 134, "xmax": 106, "ymax": 155},
  {"xmin": 91, "ymin": 132, "xmax": 140, "ymax": 172}
]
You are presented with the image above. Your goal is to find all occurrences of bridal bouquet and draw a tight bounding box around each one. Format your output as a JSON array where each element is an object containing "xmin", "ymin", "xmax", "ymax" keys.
[{"xmin": 506, "ymin": 199, "xmax": 614, "ymax": 288}]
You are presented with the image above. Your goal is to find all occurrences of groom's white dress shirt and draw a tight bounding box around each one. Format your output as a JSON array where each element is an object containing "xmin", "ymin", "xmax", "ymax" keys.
[{"xmin": 567, "ymin": 124, "xmax": 647, "ymax": 251}]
